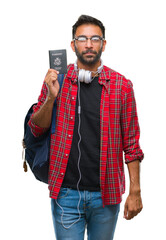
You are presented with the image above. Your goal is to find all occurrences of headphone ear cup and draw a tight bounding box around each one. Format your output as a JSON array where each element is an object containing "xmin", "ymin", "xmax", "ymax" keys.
[
  {"xmin": 75, "ymin": 60, "xmax": 103, "ymax": 84},
  {"xmin": 78, "ymin": 69, "xmax": 92, "ymax": 83},
  {"xmin": 74, "ymin": 62, "xmax": 78, "ymax": 71},
  {"xmin": 78, "ymin": 69, "xmax": 84, "ymax": 82},
  {"xmin": 84, "ymin": 71, "xmax": 92, "ymax": 83}
]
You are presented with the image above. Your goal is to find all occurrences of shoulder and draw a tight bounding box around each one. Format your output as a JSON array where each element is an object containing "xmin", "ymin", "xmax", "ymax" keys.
[{"xmin": 102, "ymin": 65, "xmax": 133, "ymax": 90}]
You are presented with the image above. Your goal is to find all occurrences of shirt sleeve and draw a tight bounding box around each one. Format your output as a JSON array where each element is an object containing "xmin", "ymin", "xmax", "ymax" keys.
[
  {"xmin": 121, "ymin": 79, "xmax": 144, "ymax": 163},
  {"xmin": 28, "ymin": 81, "xmax": 49, "ymax": 137}
]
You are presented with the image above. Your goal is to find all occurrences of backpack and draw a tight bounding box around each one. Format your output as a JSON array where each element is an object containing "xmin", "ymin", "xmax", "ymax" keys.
[{"xmin": 22, "ymin": 74, "xmax": 64, "ymax": 184}]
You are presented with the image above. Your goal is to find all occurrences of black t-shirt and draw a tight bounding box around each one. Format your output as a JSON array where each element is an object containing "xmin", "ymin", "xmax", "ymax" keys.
[{"xmin": 62, "ymin": 77, "xmax": 102, "ymax": 191}]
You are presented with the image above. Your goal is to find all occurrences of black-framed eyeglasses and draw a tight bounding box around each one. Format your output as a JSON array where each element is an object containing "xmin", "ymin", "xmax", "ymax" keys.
[{"xmin": 74, "ymin": 35, "xmax": 104, "ymax": 44}]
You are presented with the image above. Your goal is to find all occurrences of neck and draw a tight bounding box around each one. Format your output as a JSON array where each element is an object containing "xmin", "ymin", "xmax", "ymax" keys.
[{"xmin": 76, "ymin": 59, "xmax": 102, "ymax": 73}]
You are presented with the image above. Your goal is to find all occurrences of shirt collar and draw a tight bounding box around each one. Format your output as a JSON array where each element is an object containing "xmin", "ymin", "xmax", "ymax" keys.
[{"xmin": 66, "ymin": 64, "xmax": 112, "ymax": 84}]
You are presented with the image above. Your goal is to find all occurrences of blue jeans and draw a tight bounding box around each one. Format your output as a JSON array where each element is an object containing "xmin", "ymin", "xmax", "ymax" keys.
[{"xmin": 51, "ymin": 188, "xmax": 120, "ymax": 240}]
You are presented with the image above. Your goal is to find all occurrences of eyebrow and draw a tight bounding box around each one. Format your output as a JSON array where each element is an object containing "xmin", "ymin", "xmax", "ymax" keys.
[{"xmin": 76, "ymin": 34, "xmax": 102, "ymax": 38}]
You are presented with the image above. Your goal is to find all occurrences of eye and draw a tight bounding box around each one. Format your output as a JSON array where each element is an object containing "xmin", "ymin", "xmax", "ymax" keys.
[
  {"xmin": 91, "ymin": 36, "xmax": 101, "ymax": 42},
  {"xmin": 77, "ymin": 36, "xmax": 87, "ymax": 42}
]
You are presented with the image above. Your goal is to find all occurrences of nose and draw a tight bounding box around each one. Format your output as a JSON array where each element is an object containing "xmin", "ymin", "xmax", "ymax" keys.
[{"xmin": 85, "ymin": 38, "xmax": 93, "ymax": 48}]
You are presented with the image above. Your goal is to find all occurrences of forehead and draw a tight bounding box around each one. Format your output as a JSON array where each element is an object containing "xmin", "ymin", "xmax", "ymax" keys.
[{"xmin": 75, "ymin": 24, "xmax": 103, "ymax": 37}]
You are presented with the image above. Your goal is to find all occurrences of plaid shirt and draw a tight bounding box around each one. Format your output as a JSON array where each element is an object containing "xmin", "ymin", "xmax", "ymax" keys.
[{"xmin": 29, "ymin": 64, "xmax": 144, "ymax": 206}]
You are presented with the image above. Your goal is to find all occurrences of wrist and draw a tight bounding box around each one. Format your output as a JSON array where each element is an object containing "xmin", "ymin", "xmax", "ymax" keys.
[
  {"xmin": 129, "ymin": 186, "xmax": 141, "ymax": 195},
  {"xmin": 46, "ymin": 95, "xmax": 56, "ymax": 104}
]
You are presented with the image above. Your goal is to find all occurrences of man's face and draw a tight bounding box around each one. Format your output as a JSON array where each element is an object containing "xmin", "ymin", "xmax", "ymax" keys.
[{"xmin": 71, "ymin": 24, "xmax": 106, "ymax": 67}]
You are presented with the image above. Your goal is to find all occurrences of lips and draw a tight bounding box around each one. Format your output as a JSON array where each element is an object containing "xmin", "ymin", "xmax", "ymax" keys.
[
  {"xmin": 83, "ymin": 51, "xmax": 96, "ymax": 58},
  {"xmin": 84, "ymin": 53, "xmax": 94, "ymax": 57},
  {"xmin": 82, "ymin": 50, "xmax": 97, "ymax": 55}
]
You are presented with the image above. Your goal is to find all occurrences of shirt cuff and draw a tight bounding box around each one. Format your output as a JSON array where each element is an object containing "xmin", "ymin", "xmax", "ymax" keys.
[
  {"xmin": 28, "ymin": 118, "xmax": 49, "ymax": 137},
  {"xmin": 125, "ymin": 151, "xmax": 144, "ymax": 164}
]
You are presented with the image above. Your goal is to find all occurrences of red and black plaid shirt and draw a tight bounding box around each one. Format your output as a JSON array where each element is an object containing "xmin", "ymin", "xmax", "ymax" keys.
[{"xmin": 29, "ymin": 64, "xmax": 144, "ymax": 206}]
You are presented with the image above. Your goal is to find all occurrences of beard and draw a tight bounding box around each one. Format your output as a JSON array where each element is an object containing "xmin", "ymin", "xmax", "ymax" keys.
[{"xmin": 74, "ymin": 44, "xmax": 103, "ymax": 66}]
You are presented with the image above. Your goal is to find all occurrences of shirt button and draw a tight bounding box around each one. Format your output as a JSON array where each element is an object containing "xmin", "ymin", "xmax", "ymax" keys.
[
  {"xmin": 61, "ymin": 172, "xmax": 64, "ymax": 176},
  {"xmin": 68, "ymin": 134, "xmax": 71, "ymax": 138},
  {"xmin": 65, "ymin": 154, "xmax": 68, "ymax": 157},
  {"xmin": 70, "ymin": 116, "xmax": 73, "ymax": 120},
  {"xmin": 72, "ymin": 97, "xmax": 74, "ymax": 100}
]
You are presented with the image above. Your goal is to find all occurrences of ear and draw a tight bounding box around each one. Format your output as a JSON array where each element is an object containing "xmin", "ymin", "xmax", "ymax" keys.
[
  {"xmin": 71, "ymin": 40, "xmax": 75, "ymax": 52},
  {"xmin": 102, "ymin": 40, "xmax": 107, "ymax": 52}
]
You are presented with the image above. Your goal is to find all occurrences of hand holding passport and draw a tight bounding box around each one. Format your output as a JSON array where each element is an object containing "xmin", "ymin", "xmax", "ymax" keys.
[{"xmin": 49, "ymin": 49, "xmax": 67, "ymax": 74}]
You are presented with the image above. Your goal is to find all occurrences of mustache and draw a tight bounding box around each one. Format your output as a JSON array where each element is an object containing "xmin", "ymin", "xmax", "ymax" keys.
[{"xmin": 82, "ymin": 50, "xmax": 97, "ymax": 54}]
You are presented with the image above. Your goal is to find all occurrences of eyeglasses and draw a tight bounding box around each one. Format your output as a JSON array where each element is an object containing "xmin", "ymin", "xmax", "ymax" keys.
[{"xmin": 74, "ymin": 35, "xmax": 104, "ymax": 44}]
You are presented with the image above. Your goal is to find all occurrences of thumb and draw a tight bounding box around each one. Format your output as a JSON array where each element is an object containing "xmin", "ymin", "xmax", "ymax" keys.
[{"xmin": 124, "ymin": 201, "xmax": 128, "ymax": 219}]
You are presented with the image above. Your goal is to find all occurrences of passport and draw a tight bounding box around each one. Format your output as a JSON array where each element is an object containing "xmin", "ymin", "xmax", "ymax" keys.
[{"xmin": 49, "ymin": 49, "xmax": 67, "ymax": 74}]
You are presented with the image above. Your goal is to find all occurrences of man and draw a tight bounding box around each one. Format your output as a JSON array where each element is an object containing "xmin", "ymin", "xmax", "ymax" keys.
[{"xmin": 29, "ymin": 15, "xmax": 144, "ymax": 240}]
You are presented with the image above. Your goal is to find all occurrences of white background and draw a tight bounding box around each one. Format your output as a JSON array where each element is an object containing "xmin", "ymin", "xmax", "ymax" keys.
[{"xmin": 0, "ymin": 0, "xmax": 166, "ymax": 239}]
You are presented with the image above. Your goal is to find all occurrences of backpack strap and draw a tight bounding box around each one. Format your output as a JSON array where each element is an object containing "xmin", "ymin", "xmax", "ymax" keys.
[{"xmin": 51, "ymin": 74, "xmax": 64, "ymax": 134}]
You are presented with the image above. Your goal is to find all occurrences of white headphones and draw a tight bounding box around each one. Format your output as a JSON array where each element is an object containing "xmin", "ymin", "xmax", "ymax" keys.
[{"xmin": 74, "ymin": 60, "xmax": 103, "ymax": 84}]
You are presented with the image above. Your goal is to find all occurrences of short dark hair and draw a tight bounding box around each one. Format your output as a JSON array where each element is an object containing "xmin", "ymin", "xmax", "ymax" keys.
[{"xmin": 72, "ymin": 15, "xmax": 105, "ymax": 39}]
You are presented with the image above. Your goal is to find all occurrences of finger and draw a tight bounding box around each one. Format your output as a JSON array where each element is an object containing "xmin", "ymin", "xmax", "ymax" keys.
[
  {"xmin": 50, "ymin": 69, "xmax": 59, "ymax": 73},
  {"xmin": 124, "ymin": 204, "xmax": 136, "ymax": 220},
  {"xmin": 45, "ymin": 69, "xmax": 59, "ymax": 80},
  {"xmin": 45, "ymin": 73, "xmax": 58, "ymax": 85},
  {"xmin": 48, "ymin": 69, "xmax": 59, "ymax": 74},
  {"xmin": 135, "ymin": 200, "xmax": 143, "ymax": 215},
  {"xmin": 128, "ymin": 206, "xmax": 142, "ymax": 220},
  {"xmin": 124, "ymin": 203, "xmax": 128, "ymax": 219},
  {"xmin": 128, "ymin": 210, "xmax": 137, "ymax": 220}
]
